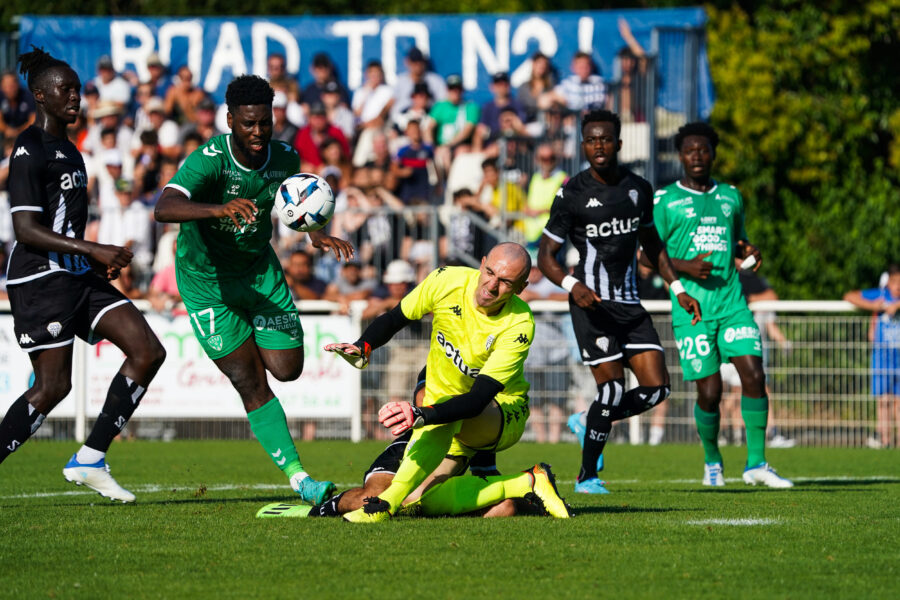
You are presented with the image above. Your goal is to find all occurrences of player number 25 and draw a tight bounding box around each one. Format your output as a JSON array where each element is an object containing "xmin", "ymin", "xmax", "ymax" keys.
[
  {"xmin": 676, "ymin": 334, "xmax": 710, "ymax": 360},
  {"xmin": 189, "ymin": 308, "xmax": 216, "ymax": 338}
]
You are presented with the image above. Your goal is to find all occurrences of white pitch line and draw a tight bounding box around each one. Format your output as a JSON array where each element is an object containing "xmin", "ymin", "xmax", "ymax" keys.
[
  {"xmin": 687, "ymin": 518, "xmax": 780, "ymax": 526},
  {"xmin": 2, "ymin": 475, "xmax": 896, "ymax": 501}
]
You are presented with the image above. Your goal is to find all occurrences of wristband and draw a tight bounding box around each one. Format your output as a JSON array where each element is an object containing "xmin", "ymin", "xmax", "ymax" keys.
[
  {"xmin": 670, "ymin": 280, "xmax": 685, "ymax": 296},
  {"xmin": 739, "ymin": 255, "xmax": 757, "ymax": 271},
  {"xmin": 561, "ymin": 275, "xmax": 580, "ymax": 293}
]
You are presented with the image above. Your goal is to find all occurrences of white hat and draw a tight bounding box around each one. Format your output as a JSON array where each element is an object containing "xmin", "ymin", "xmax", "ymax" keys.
[
  {"xmin": 383, "ymin": 260, "xmax": 415, "ymax": 284},
  {"xmin": 102, "ymin": 149, "xmax": 123, "ymax": 167},
  {"xmin": 272, "ymin": 90, "xmax": 288, "ymax": 108},
  {"xmin": 92, "ymin": 100, "xmax": 122, "ymax": 119},
  {"xmin": 144, "ymin": 96, "xmax": 165, "ymax": 114}
]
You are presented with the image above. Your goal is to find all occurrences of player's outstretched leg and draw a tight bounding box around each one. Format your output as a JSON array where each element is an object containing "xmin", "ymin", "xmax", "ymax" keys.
[{"xmin": 64, "ymin": 302, "xmax": 167, "ymax": 503}]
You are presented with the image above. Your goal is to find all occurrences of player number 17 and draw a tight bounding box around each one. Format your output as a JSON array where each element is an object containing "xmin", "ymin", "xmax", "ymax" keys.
[{"xmin": 189, "ymin": 308, "xmax": 216, "ymax": 338}]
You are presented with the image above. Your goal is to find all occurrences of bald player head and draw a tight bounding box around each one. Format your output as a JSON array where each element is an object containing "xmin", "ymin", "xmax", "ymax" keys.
[{"xmin": 474, "ymin": 242, "xmax": 531, "ymax": 313}]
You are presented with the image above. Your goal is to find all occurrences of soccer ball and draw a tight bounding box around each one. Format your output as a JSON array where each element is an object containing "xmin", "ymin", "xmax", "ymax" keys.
[{"xmin": 274, "ymin": 173, "xmax": 335, "ymax": 232}]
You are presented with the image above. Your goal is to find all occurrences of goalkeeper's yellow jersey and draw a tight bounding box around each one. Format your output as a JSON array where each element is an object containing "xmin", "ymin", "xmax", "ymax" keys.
[{"xmin": 400, "ymin": 266, "xmax": 535, "ymax": 407}]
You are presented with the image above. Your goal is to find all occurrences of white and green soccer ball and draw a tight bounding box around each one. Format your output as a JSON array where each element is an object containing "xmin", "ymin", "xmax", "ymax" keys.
[{"xmin": 274, "ymin": 172, "xmax": 335, "ymax": 232}]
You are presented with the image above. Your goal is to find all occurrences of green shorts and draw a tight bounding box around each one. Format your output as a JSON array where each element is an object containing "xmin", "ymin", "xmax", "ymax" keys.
[
  {"xmin": 176, "ymin": 261, "xmax": 303, "ymax": 360},
  {"xmin": 673, "ymin": 309, "xmax": 762, "ymax": 381}
]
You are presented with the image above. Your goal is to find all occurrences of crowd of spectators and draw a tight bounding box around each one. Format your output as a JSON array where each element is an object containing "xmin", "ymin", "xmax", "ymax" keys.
[{"xmin": 0, "ymin": 19, "xmax": 651, "ymax": 311}]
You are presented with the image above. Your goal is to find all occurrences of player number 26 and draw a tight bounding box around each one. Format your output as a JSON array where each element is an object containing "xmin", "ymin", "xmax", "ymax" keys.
[{"xmin": 676, "ymin": 334, "xmax": 710, "ymax": 360}]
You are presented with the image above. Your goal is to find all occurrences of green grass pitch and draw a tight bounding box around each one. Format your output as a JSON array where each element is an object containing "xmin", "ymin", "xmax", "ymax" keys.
[{"xmin": 1, "ymin": 440, "xmax": 896, "ymax": 599}]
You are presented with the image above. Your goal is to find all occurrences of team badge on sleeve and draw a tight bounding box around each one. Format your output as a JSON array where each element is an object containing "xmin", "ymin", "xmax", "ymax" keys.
[{"xmin": 629, "ymin": 189, "xmax": 639, "ymax": 205}]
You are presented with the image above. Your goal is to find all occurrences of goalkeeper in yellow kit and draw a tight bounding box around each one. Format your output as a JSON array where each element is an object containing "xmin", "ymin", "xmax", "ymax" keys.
[{"xmin": 326, "ymin": 243, "xmax": 571, "ymax": 522}]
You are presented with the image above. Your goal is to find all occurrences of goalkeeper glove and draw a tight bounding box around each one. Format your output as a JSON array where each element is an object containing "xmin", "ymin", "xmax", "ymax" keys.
[
  {"xmin": 378, "ymin": 401, "xmax": 425, "ymax": 436},
  {"xmin": 325, "ymin": 342, "xmax": 371, "ymax": 369}
]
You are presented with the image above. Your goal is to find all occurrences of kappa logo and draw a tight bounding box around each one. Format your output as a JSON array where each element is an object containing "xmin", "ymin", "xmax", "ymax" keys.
[
  {"xmin": 628, "ymin": 189, "xmax": 639, "ymax": 205},
  {"xmin": 721, "ymin": 203, "xmax": 733, "ymax": 218},
  {"xmin": 595, "ymin": 337, "xmax": 609, "ymax": 352},
  {"xmin": 47, "ymin": 322, "xmax": 62, "ymax": 338},
  {"xmin": 18, "ymin": 333, "xmax": 34, "ymax": 345},
  {"xmin": 515, "ymin": 333, "xmax": 529, "ymax": 345},
  {"xmin": 437, "ymin": 266, "xmax": 447, "ymax": 274},
  {"xmin": 14, "ymin": 146, "xmax": 29, "ymax": 158},
  {"xmin": 485, "ymin": 334, "xmax": 495, "ymax": 351},
  {"xmin": 586, "ymin": 197, "xmax": 602, "ymax": 208},
  {"xmin": 450, "ymin": 305, "xmax": 462, "ymax": 317},
  {"xmin": 55, "ymin": 150, "xmax": 67, "ymax": 160},
  {"xmin": 203, "ymin": 145, "xmax": 224, "ymax": 158}
]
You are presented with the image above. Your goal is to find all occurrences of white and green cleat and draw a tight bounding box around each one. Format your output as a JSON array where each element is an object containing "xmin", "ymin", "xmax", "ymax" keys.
[{"xmin": 742, "ymin": 463, "xmax": 794, "ymax": 488}]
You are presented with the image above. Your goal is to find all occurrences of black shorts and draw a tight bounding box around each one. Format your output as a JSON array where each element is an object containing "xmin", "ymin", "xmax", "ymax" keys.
[
  {"xmin": 363, "ymin": 430, "xmax": 412, "ymax": 483},
  {"xmin": 569, "ymin": 299, "xmax": 663, "ymax": 366},
  {"xmin": 8, "ymin": 272, "xmax": 130, "ymax": 353}
]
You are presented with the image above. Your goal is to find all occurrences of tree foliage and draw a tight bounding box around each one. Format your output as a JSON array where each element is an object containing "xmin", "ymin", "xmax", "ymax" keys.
[{"xmin": 707, "ymin": 1, "xmax": 900, "ymax": 298}]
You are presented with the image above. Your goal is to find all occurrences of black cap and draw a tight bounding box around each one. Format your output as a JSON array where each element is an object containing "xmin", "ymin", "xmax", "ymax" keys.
[
  {"xmin": 491, "ymin": 71, "xmax": 510, "ymax": 84},
  {"xmin": 323, "ymin": 80, "xmax": 340, "ymax": 94},
  {"xmin": 446, "ymin": 74, "xmax": 463, "ymax": 89},
  {"xmin": 83, "ymin": 81, "xmax": 99, "ymax": 95},
  {"xmin": 197, "ymin": 97, "xmax": 215, "ymax": 111},
  {"xmin": 312, "ymin": 52, "xmax": 332, "ymax": 68},
  {"xmin": 412, "ymin": 82, "xmax": 431, "ymax": 98},
  {"xmin": 407, "ymin": 47, "xmax": 426, "ymax": 62},
  {"xmin": 309, "ymin": 102, "xmax": 327, "ymax": 115},
  {"xmin": 97, "ymin": 55, "xmax": 114, "ymax": 69}
]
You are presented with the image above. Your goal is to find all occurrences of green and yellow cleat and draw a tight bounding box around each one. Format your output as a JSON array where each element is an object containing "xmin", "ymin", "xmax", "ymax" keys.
[
  {"xmin": 342, "ymin": 497, "xmax": 392, "ymax": 523},
  {"xmin": 526, "ymin": 463, "xmax": 573, "ymax": 519},
  {"xmin": 255, "ymin": 503, "xmax": 313, "ymax": 518}
]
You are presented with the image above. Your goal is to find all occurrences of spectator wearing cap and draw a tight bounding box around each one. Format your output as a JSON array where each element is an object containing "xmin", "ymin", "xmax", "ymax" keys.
[
  {"xmin": 363, "ymin": 259, "xmax": 416, "ymax": 319},
  {"xmin": 93, "ymin": 55, "xmax": 133, "ymax": 108},
  {"xmin": 267, "ymin": 52, "xmax": 301, "ymax": 103},
  {"xmin": 293, "ymin": 102, "xmax": 350, "ymax": 172},
  {"xmin": 324, "ymin": 261, "xmax": 377, "ymax": 313},
  {"xmin": 301, "ymin": 52, "xmax": 350, "ymax": 111},
  {"xmin": 392, "ymin": 118, "xmax": 436, "ymax": 205},
  {"xmin": 390, "ymin": 47, "xmax": 447, "ymax": 126},
  {"xmin": 164, "ymin": 65, "xmax": 208, "ymax": 124},
  {"xmin": 271, "ymin": 91, "xmax": 299, "ymax": 144},
  {"xmin": 425, "ymin": 73, "xmax": 479, "ymax": 174},
  {"xmin": 85, "ymin": 100, "xmax": 134, "ymax": 177},
  {"xmin": 546, "ymin": 51, "xmax": 607, "ymax": 113},
  {"xmin": 132, "ymin": 96, "xmax": 180, "ymax": 160},
  {"xmin": 320, "ymin": 80, "xmax": 355, "ymax": 140},
  {"xmin": 144, "ymin": 53, "xmax": 171, "ymax": 99},
  {"xmin": 177, "ymin": 96, "xmax": 221, "ymax": 145},
  {"xmin": 472, "ymin": 72, "xmax": 527, "ymax": 154},
  {"xmin": 394, "ymin": 82, "xmax": 433, "ymax": 135}
]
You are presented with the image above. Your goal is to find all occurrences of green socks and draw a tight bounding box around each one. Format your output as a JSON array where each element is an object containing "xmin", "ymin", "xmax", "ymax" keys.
[
  {"xmin": 741, "ymin": 395, "xmax": 769, "ymax": 468},
  {"xmin": 694, "ymin": 404, "xmax": 723, "ymax": 465},
  {"xmin": 379, "ymin": 424, "xmax": 456, "ymax": 512},
  {"xmin": 247, "ymin": 398, "xmax": 304, "ymax": 479},
  {"xmin": 417, "ymin": 472, "xmax": 533, "ymax": 516}
]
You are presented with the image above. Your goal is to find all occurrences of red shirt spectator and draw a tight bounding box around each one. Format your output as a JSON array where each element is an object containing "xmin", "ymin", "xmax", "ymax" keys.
[{"xmin": 293, "ymin": 102, "xmax": 350, "ymax": 171}]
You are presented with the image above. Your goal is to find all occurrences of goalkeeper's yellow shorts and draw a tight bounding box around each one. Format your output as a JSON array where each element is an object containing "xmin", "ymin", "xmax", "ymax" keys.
[{"xmin": 447, "ymin": 393, "xmax": 530, "ymax": 458}]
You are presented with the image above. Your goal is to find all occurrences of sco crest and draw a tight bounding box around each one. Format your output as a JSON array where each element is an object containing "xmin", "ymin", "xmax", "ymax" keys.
[{"xmin": 721, "ymin": 203, "xmax": 733, "ymax": 217}]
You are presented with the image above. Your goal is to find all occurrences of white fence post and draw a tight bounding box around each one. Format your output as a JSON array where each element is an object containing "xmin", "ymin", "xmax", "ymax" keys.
[{"xmin": 73, "ymin": 340, "xmax": 88, "ymax": 442}]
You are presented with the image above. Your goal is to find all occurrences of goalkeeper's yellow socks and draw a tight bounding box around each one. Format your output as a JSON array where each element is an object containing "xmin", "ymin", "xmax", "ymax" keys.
[
  {"xmin": 247, "ymin": 397, "xmax": 304, "ymax": 478},
  {"xmin": 741, "ymin": 395, "xmax": 769, "ymax": 468},
  {"xmin": 416, "ymin": 472, "xmax": 533, "ymax": 516},
  {"xmin": 378, "ymin": 424, "xmax": 456, "ymax": 512},
  {"xmin": 694, "ymin": 403, "xmax": 723, "ymax": 465}
]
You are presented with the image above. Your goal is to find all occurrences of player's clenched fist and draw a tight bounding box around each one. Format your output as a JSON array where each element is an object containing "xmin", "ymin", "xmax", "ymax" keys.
[
  {"xmin": 378, "ymin": 401, "xmax": 425, "ymax": 436},
  {"xmin": 571, "ymin": 281, "xmax": 603, "ymax": 309}
]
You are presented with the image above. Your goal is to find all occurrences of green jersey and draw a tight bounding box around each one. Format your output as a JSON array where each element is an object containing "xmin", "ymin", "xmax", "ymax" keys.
[
  {"xmin": 653, "ymin": 180, "xmax": 749, "ymax": 326},
  {"xmin": 167, "ymin": 134, "xmax": 299, "ymax": 279}
]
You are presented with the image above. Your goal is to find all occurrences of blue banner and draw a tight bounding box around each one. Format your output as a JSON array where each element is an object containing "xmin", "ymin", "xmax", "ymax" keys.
[{"xmin": 19, "ymin": 9, "xmax": 712, "ymax": 116}]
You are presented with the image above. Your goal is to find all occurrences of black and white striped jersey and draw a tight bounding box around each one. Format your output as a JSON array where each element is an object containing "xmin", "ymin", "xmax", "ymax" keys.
[
  {"xmin": 543, "ymin": 167, "xmax": 654, "ymax": 303},
  {"xmin": 6, "ymin": 126, "xmax": 92, "ymax": 286}
]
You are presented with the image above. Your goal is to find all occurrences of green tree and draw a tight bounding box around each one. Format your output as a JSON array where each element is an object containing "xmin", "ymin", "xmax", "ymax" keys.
[{"xmin": 707, "ymin": 1, "xmax": 900, "ymax": 298}]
